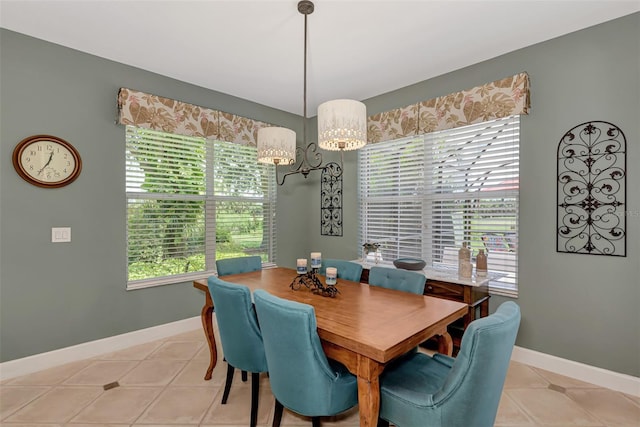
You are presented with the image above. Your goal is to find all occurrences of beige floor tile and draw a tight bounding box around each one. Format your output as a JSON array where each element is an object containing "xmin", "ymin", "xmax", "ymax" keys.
[
  {"xmin": 321, "ymin": 406, "xmax": 360, "ymax": 426},
  {"xmin": 508, "ymin": 388, "xmax": 603, "ymax": 426},
  {"xmin": 62, "ymin": 361, "xmax": 139, "ymax": 386},
  {"xmin": 0, "ymin": 423, "xmax": 64, "ymax": 427},
  {"xmin": 566, "ymin": 388, "xmax": 640, "ymax": 427},
  {"xmin": 623, "ymin": 393, "xmax": 640, "ymax": 406},
  {"xmin": 66, "ymin": 424, "xmax": 130, "ymax": 427},
  {"xmin": 147, "ymin": 341, "xmax": 203, "ymax": 360},
  {"xmin": 3, "ymin": 361, "xmax": 94, "ymax": 386},
  {"xmin": 132, "ymin": 425, "xmax": 197, "ymax": 427},
  {"xmin": 70, "ymin": 386, "xmax": 162, "ymax": 424},
  {"xmin": 504, "ymin": 362, "xmax": 550, "ymax": 389},
  {"xmin": 0, "ymin": 386, "xmax": 51, "ymax": 420},
  {"xmin": 532, "ymin": 368, "xmax": 600, "ymax": 390},
  {"xmin": 165, "ymin": 329, "xmax": 207, "ymax": 342},
  {"xmin": 119, "ymin": 359, "xmax": 187, "ymax": 386},
  {"xmin": 98, "ymin": 341, "xmax": 164, "ymax": 361},
  {"xmin": 495, "ymin": 392, "xmax": 536, "ymax": 426},
  {"xmin": 4, "ymin": 386, "xmax": 103, "ymax": 423},
  {"xmin": 171, "ymin": 358, "xmax": 222, "ymax": 387},
  {"xmin": 136, "ymin": 386, "xmax": 217, "ymax": 424},
  {"xmin": 202, "ymin": 376, "xmax": 273, "ymax": 425}
]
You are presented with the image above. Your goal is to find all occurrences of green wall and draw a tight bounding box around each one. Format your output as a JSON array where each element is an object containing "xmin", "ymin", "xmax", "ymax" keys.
[
  {"xmin": 0, "ymin": 28, "xmax": 308, "ymax": 362},
  {"xmin": 1, "ymin": 12, "xmax": 639, "ymax": 377}
]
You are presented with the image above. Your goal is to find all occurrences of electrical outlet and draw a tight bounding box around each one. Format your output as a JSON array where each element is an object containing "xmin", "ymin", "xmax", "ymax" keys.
[{"xmin": 51, "ymin": 227, "xmax": 71, "ymax": 243}]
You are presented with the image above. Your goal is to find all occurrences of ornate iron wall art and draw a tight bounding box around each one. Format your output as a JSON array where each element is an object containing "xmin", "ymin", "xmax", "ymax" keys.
[
  {"xmin": 321, "ymin": 162, "xmax": 343, "ymax": 236},
  {"xmin": 557, "ymin": 121, "xmax": 626, "ymax": 256},
  {"xmin": 290, "ymin": 268, "xmax": 340, "ymax": 298}
]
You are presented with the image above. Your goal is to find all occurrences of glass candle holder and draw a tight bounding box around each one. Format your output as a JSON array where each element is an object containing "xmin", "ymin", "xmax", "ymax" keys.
[
  {"xmin": 296, "ymin": 258, "xmax": 307, "ymax": 274},
  {"xmin": 326, "ymin": 267, "xmax": 337, "ymax": 285},
  {"xmin": 310, "ymin": 252, "xmax": 322, "ymax": 269}
]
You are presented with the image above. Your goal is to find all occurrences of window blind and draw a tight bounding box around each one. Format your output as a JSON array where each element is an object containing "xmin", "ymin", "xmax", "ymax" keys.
[{"xmin": 359, "ymin": 116, "xmax": 519, "ymax": 296}]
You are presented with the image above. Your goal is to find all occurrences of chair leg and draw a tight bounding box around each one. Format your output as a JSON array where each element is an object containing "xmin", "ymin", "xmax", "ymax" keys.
[
  {"xmin": 272, "ymin": 399, "xmax": 284, "ymax": 427},
  {"xmin": 221, "ymin": 364, "xmax": 235, "ymax": 404},
  {"xmin": 312, "ymin": 417, "xmax": 321, "ymax": 427},
  {"xmin": 250, "ymin": 372, "xmax": 260, "ymax": 427},
  {"xmin": 377, "ymin": 418, "xmax": 390, "ymax": 427},
  {"xmin": 242, "ymin": 370, "xmax": 248, "ymax": 382}
]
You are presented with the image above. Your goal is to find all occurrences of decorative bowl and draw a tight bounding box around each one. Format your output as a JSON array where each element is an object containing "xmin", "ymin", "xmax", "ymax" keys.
[{"xmin": 393, "ymin": 258, "xmax": 426, "ymax": 271}]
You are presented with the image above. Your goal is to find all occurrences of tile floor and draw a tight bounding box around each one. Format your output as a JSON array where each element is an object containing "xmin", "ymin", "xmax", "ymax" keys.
[{"xmin": 1, "ymin": 318, "xmax": 639, "ymax": 427}]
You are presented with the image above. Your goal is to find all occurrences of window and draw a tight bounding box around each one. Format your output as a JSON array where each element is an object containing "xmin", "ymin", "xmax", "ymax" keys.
[
  {"xmin": 126, "ymin": 126, "xmax": 276, "ymax": 290},
  {"xmin": 359, "ymin": 116, "xmax": 519, "ymax": 296}
]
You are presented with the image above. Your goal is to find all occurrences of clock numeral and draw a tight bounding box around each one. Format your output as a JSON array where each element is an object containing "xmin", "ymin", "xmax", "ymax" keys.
[
  {"xmin": 29, "ymin": 165, "xmax": 34, "ymax": 171},
  {"xmin": 29, "ymin": 150, "xmax": 36, "ymax": 156}
]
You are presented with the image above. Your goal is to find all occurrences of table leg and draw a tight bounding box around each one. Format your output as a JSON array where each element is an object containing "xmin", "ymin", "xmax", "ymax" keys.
[
  {"xmin": 200, "ymin": 295, "xmax": 217, "ymax": 380},
  {"xmin": 357, "ymin": 374, "xmax": 380, "ymax": 427},
  {"xmin": 436, "ymin": 332, "xmax": 454, "ymax": 356}
]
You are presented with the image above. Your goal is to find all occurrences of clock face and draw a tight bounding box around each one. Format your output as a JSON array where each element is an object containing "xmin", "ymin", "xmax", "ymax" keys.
[{"xmin": 13, "ymin": 135, "xmax": 82, "ymax": 188}]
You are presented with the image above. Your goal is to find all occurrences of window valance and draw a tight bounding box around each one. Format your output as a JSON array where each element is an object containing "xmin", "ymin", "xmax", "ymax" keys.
[
  {"xmin": 367, "ymin": 72, "xmax": 530, "ymax": 143},
  {"xmin": 117, "ymin": 88, "xmax": 271, "ymax": 146}
]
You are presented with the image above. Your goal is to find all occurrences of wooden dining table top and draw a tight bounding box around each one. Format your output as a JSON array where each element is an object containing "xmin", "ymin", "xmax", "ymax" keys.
[{"xmin": 195, "ymin": 266, "xmax": 468, "ymax": 364}]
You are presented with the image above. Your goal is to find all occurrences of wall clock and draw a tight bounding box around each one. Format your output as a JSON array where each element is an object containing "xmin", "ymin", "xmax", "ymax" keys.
[{"xmin": 12, "ymin": 135, "xmax": 82, "ymax": 188}]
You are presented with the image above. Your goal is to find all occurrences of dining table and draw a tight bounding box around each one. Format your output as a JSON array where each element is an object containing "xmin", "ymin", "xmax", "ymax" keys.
[{"xmin": 193, "ymin": 267, "xmax": 468, "ymax": 427}]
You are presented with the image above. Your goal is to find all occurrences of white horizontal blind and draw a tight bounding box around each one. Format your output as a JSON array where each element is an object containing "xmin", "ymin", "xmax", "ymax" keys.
[
  {"xmin": 425, "ymin": 116, "xmax": 519, "ymax": 296},
  {"xmin": 359, "ymin": 116, "xmax": 519, "ymax": 296},
  {"xmin": 125, "ymin": 126, "xmax": 276, "ymax": 289},
  {"xmin": 213, "ymin": 141, "xmax": 276, "ymax": 266},
  {"xmin": 359, "ymin": 137, "xmax": 425, "ymax": 262}
]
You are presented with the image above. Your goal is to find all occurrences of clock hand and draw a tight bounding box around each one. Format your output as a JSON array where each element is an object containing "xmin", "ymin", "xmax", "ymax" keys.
[{"xmin": 37, "ymin": 152, "xmax": 54, "ymax": 175}]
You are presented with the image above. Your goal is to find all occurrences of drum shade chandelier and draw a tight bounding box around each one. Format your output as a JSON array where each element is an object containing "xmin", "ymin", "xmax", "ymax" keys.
[{"xmin": 257, "ymin": 0, "xmax": 367, "ymax": 185}]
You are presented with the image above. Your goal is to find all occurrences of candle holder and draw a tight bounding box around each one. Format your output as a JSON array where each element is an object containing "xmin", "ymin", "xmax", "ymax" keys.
[{"xmin": 290, "ymin": 268, "xmax": 340, "ymax": 298}]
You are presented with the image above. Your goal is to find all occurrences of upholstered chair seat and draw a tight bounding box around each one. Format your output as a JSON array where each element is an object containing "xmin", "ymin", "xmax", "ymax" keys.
[
  {"xmin": 216, "ymin": 255, "xmax": 262, "ymax": 276},
  {"xmin": 368, "ymin": 266, "xmax": 426, "ymax": 295},
  {"xmin": 208, "ymin": 276, "xmax": 268, "ymax": 427},
  {"xmin": 318, "ymin": 259, "xmax": 363, "ymax": 282},
  {"xmin": 377, "ymin": 301, "xmax": 521, "ymax": 427},
  {"xmin": 253, "ymin": 289, "xmax": 358, "ymax": 427}
]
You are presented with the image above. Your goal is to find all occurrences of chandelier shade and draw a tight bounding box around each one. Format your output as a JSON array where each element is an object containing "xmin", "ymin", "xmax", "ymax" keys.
[
  {"xmin": 255, "ymin": 0, "xmax": 367, "ymax": 185},
  {"xmin": 318, "ymin": 99, "xmax": 367, "ymax": 151},
  {"xmin": 257, "ymin": 127, "xmax": 296, "ymax": 165}
]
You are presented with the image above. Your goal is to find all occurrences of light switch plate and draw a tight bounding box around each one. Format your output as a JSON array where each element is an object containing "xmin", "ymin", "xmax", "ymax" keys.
[{"xmin": 51, "ymin": 227, "xmax": 71, "ymax": 243}]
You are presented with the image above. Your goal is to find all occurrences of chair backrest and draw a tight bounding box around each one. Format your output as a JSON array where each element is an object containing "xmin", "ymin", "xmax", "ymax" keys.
[
  {"xmin": 318, "ymin": 259, "xmax": 363, "ymax": 282},
  {"xmin": 207, "ymin": 276, "xmax": 267, "ymax": 373},
  {"xmin": 216, "ymin": 255, "xmax": 262, "ymax": 276},
  {"xmin": 253, "ymin": 289, "xmax": 355, "ymax": 416},
  {"xmin": 368, "ymin": 267, "xmax": 426, "ymax": 295},
  {"xmin": 435, "ymin": 301, "xmax": 521, "ymax": 426}
]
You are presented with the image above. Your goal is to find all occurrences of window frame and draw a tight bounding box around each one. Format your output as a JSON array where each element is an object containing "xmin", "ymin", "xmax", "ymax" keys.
[
  {"xmin": 125, "ymin": 126, "xmax": 276, "ymax": 290},
  {"xmin": 359, "ymin": 116, "xmax": 520, "ymax": 297}
]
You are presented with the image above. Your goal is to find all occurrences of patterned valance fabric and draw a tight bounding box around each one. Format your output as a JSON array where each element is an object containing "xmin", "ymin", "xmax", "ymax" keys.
[
  {"xmin": 117, "ymin": 88, "xmax": 271, "ymax": 146},
  {"xmin": 367, "ymin": 72, "xmax": 530, "ymax": 143}
]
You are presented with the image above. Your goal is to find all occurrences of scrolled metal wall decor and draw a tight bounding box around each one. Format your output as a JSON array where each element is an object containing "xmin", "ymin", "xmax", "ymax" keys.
[
  {"xmin": 321, "ymin": 162, "xmax": 343, "ymax": 236},
  {"xmin": 556, "ymin": 121, "xmax": 626, "ymax": 256}
]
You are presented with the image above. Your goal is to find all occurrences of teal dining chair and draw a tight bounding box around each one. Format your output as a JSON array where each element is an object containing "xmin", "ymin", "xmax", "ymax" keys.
[
  {"xmin": 368, "ymin": 266, "xmax": 426, "ymax": 295},
  {"xmin": 253, "ymin": 290, "xmax": 358, "ymax": 427},
  {"xmin": 207, "ymin": 276, "xmax": 268, "ymax": 427},
  {"xmin": 318, "ymin": 259, "xmax": 363, "ymax": 282},
  {"xmin": 377, "ymin": 301, "xmax": 521, "ymax": 427},
  {"xmin": 216, "ymin": 255, "xmax": 262, "ymax": 276}
]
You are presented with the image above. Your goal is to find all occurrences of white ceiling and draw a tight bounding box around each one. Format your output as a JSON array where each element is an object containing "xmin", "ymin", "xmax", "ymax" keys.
[{"xmin": 1, "ymin": 0, "xmax": 638, "ymax": 116}]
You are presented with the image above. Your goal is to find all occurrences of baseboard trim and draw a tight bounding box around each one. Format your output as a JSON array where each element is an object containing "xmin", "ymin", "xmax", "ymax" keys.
[
  {"xmin": 0, "ymin": 316, "xmax": 201, "ymax": 381},
  {"xmin": 2, "ymin": 321, "xmax": 638, "ymax": 397},
  {"xmin": 511, "ymin": 345, "xmax": 640, "ymax": 397}
]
